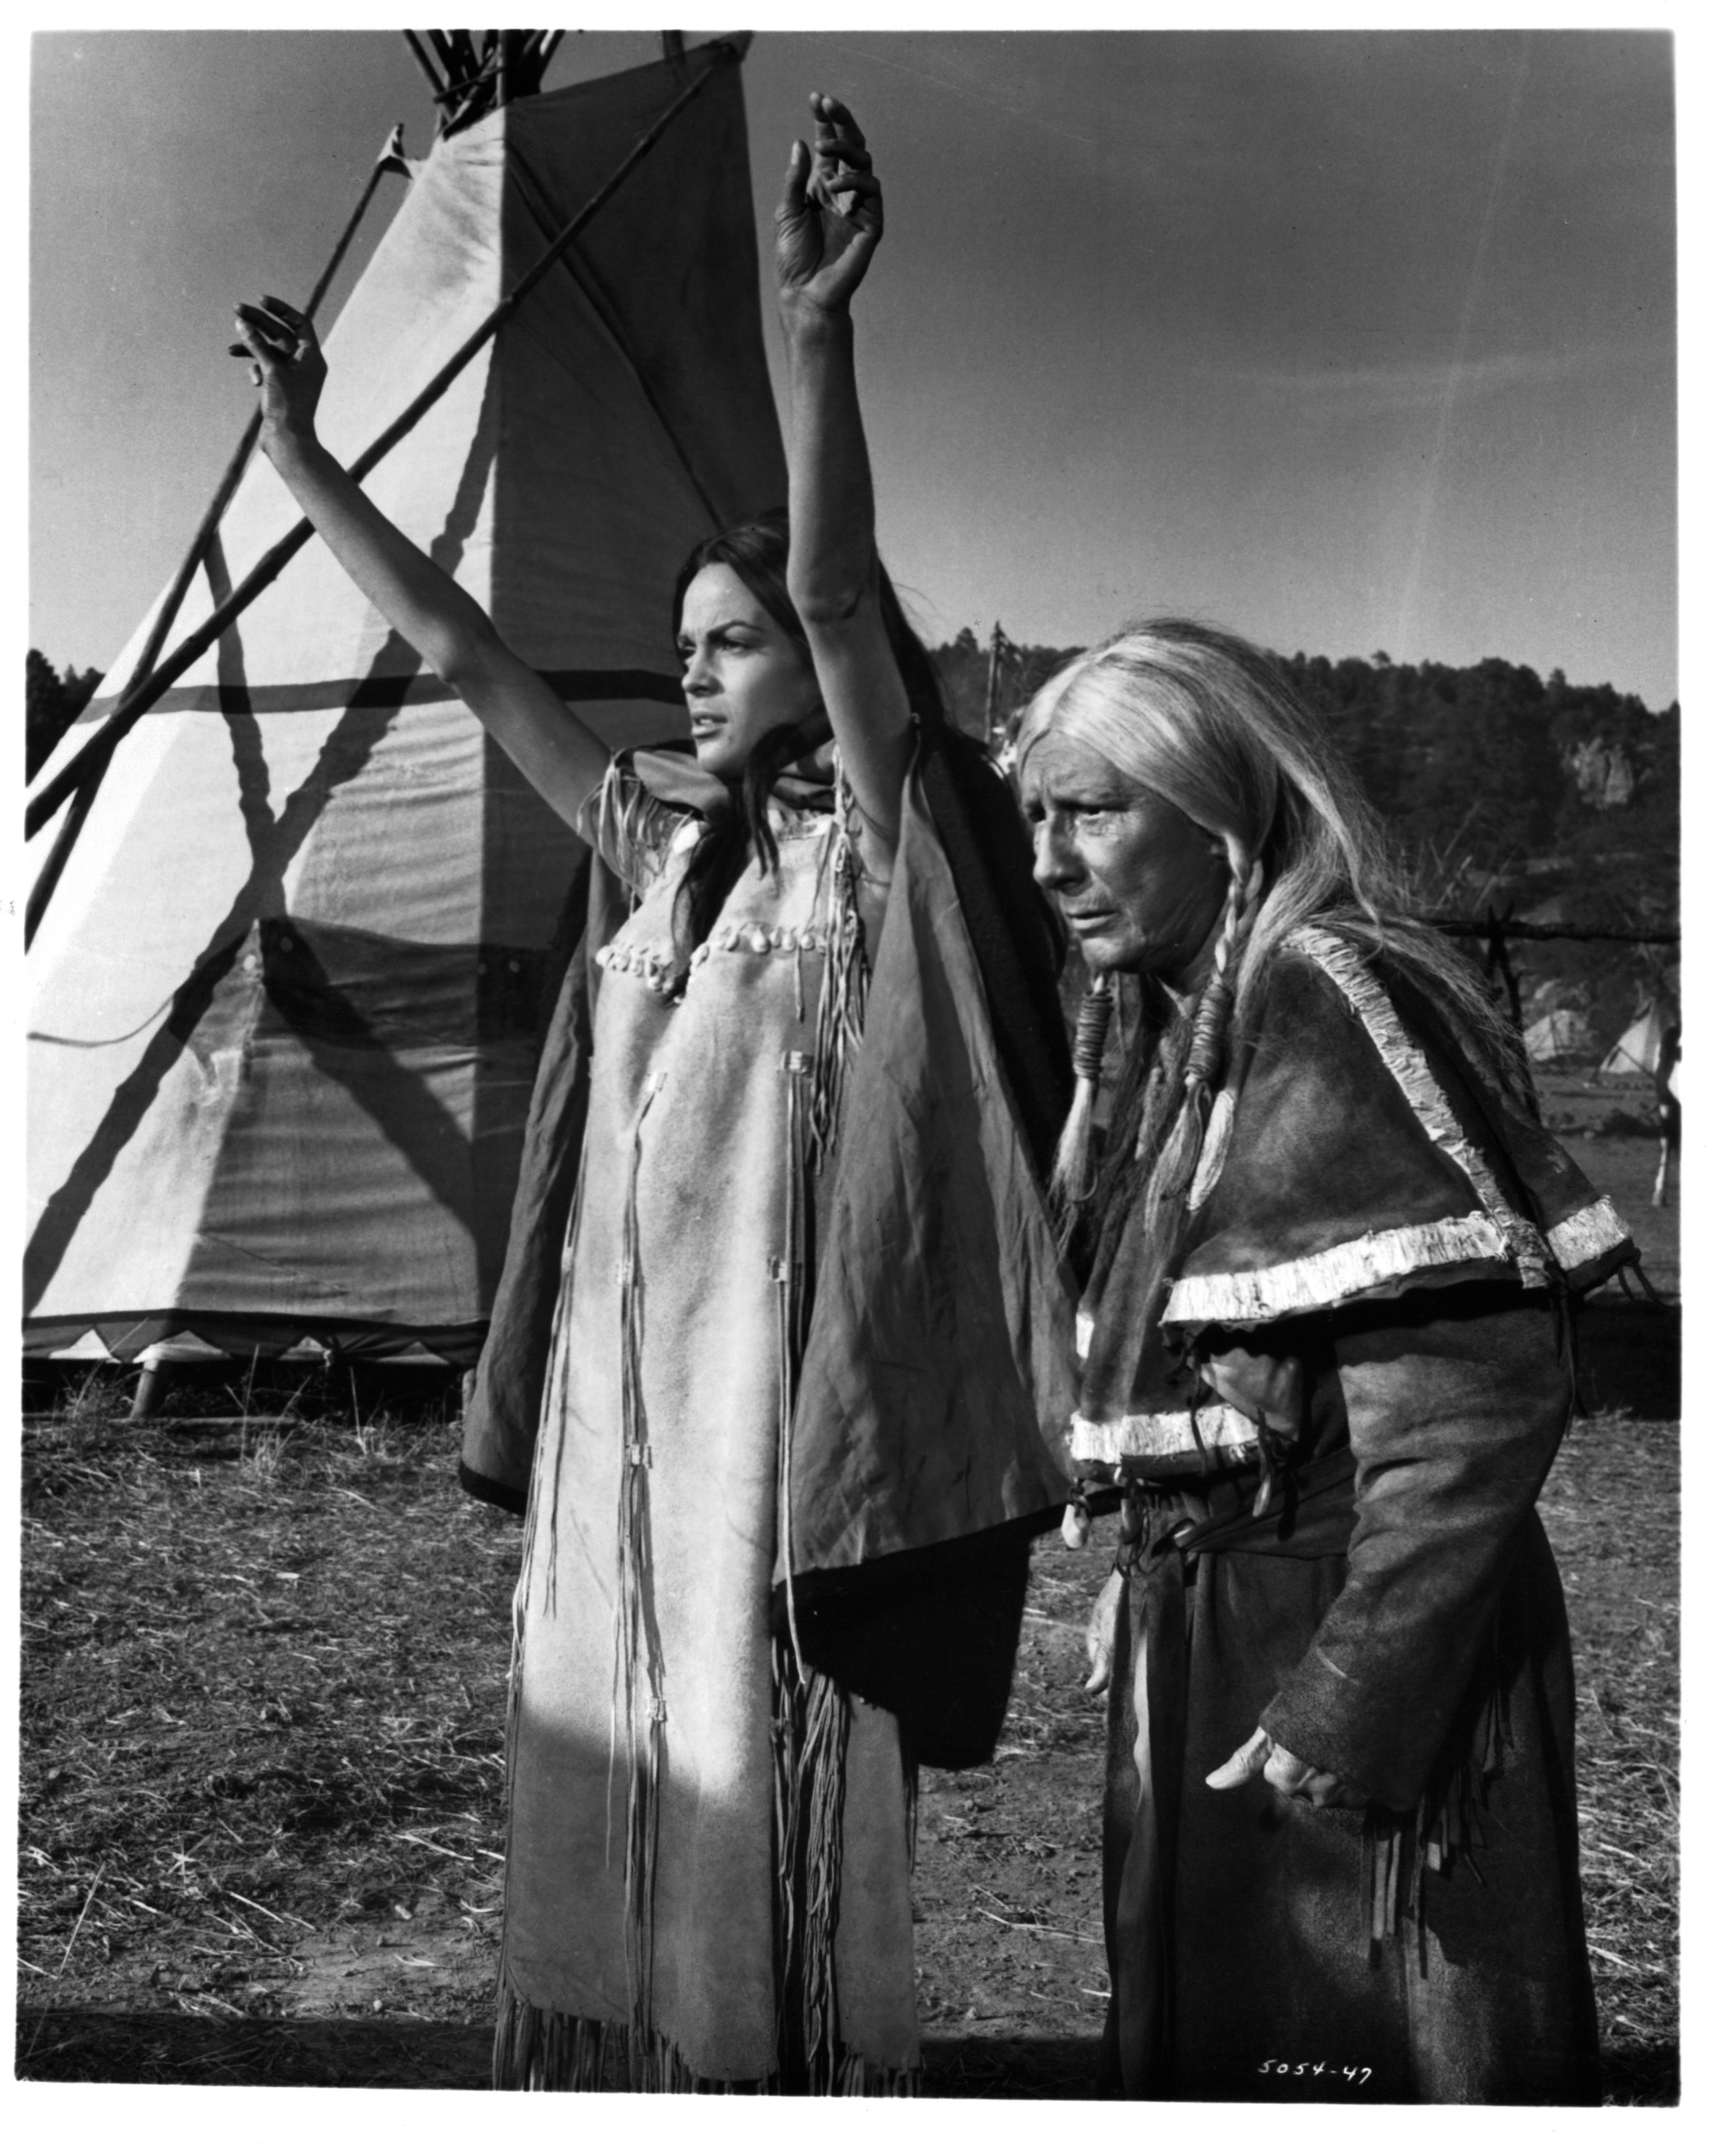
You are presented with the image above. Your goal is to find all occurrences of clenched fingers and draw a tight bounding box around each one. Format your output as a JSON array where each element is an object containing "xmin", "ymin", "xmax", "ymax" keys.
[
  {"xmin": 233, "ymin": 303, "xmax": 295, "ymax": 360},
  {"xmin": 811, "ymin": 169, "xmax": 882, "ymax": 210},
  {"xmin": 1261, "ymin": 1743, "xmax": 1319, "ymax": 1800}
]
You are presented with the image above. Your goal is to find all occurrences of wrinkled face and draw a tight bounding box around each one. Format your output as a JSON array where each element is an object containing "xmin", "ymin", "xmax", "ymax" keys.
[
  {"xmin": 1022, "ymin": 732, "xmax": 1230, "ymax": 984},
  {"xmin": 677, "ymin": 564, "xmax": 824, "ymax": 779}
]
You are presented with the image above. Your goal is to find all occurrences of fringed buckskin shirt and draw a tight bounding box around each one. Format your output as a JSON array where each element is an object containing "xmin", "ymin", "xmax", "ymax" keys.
[{"xmin": 477, "ymin": 736, "xmax": 1077, "ymax": 2091}]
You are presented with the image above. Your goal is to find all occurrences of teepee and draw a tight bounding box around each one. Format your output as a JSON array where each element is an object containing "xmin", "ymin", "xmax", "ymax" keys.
[
  {"xmin": 26, "ymin": 35, "xmax": 785, "ymax": 1366},
  {"xmin": 1600, "ymin": 998, "xmax": 1672, "ymax": 1079},
  {"xmin": 1523, "ymin": 1007, "xmax": 1593, "ymax": 1065}
]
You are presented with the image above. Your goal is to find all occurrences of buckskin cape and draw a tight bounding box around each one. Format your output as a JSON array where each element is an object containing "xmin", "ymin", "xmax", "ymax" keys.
[
  {"xmin": 462, "ymin": 722, "xmax": 1078, "ymax": 1767},
  {"xmin": 1074, "ymin": 927, "xmax": 1634, "ymax": 2104}
]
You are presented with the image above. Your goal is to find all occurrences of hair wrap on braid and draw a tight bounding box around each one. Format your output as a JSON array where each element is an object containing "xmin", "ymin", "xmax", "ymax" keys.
[
  {"xmin": 1047, "ymin": 974, "xmax": 1116, "ymax": 1224},
  {"xmin": 1141, "ymin": 847, "xmax": 1262, "ymax": 1258},
  {"xmin": 1059, "ymin": 843, "xmax": 1268, "ymax": 1377},
  {"xmin": 1186, "ymin": 844, "xmax": 1253, "ymax": 1075}
]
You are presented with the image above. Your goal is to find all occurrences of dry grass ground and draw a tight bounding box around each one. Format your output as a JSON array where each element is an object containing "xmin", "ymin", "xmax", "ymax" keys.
[
  {"xmin": 16, "ymin": 1386, "xmax": 1677, "ymax": 2099},
  {"xmin": 16, "ymin": 1074, "xmax": 1679, "ymax": 2096},
  {"xmin": 17, "ymin": 1385, "xmax": 514, "ymax": 2065}
]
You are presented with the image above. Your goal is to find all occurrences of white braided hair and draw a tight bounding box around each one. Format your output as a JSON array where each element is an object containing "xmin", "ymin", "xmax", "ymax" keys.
[{"xmin": 1021, "ymin": 618, "xmax": 1532, "ymax": 1241}]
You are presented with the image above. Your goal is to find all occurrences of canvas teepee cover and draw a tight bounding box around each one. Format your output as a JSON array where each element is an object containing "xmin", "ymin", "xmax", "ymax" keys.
[
  {"xmin": 26, "ymin": 42, "xmax": 785, "ymax": 1363},
  {"xmin": 1523, "ymin": 1007, "xmax": 1593, "ymax": 1065},
  {"xmin": 1600, "ymin": 998, "xmax": 1670, "ymax": 1079}
]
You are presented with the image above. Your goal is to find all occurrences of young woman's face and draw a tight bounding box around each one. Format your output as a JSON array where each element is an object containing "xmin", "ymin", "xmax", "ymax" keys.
[
  {"xmin": 1022, "ymin": 731, "xmax": 1230, "ymax": 985},
  {"xmin": 677, "ymin": 564, "xmax": 824, "ymax": 779}
]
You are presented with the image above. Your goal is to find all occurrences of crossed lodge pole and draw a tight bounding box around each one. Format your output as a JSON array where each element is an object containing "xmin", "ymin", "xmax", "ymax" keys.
[
  {"xmin": 24, "ymin": 125, "xmax": 414, "ymax": 949},
  {"xmin": 26, "ymin": 36, "xmax": 747, "ymax": 854}
]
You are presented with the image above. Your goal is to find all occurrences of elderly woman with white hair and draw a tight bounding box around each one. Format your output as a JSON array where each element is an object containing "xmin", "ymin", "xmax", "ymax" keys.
[{"xmin": 1019, "ymin": 619, "xmax": 1632, "ymax": 2104}]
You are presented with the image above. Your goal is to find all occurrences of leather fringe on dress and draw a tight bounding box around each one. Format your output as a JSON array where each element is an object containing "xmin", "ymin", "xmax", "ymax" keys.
[{"xmin": 489, "ymin": 763, "xmax": 919, "ymax": 2093}]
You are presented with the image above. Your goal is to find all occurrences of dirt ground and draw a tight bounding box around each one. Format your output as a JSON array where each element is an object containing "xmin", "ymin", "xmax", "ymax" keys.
[{"xmin": 16, "ymin": 1091, "xmax": 1679, "ymax": 2099}]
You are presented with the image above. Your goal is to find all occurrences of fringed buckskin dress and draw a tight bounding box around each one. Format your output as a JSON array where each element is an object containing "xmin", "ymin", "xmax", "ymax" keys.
[
  {"xmin": 488, "ymin": 742, "xmax": 1078, "ymax": 2091},
  {"xmin": 1075, "ymin": 927, "xmax": 1635, "ymax": 2104}
]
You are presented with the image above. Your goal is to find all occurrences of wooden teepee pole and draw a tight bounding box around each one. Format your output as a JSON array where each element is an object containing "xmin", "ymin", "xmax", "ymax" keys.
[
  {"xmin": 984, "ymin": 620, "xmax": 1006, "ymax": 749},
  {"xmin": 402, "ymin": 31, "xmax": 447, "ymax": 102},
  {"xmin": 25, "ymin": 125, "xmax": 412, "ymax": 944},
  {"xmin": 26, "ymin": 37, "xmax": 748, "ymax": 848}
]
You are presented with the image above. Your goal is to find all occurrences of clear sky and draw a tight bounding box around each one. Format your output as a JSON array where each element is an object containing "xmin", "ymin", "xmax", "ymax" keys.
[{"xmin": 29, "ymin": 23, "xmax": 1677, "ymax": 706}]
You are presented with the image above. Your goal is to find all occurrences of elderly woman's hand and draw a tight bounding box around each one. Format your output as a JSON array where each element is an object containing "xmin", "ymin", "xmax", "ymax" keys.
[
  {"xmin": 776, "ymin": 91, "xmax": 883, "ymax": 322},
  {"xmin": 1206, "ymin": 1726, "xmax": 1367, "ymax": 1809},
  {"xmin": 1083, "ymin": 1569, "xmax": 1123, "ymax": 1696}
]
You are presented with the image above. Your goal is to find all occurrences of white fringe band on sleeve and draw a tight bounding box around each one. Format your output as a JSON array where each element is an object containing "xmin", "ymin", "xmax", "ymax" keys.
[
  {"xmin": 1069, "ymin": 1402, "xmax": 1259, "ymax": 1466},
  {"xmin": 1163, "ymin": 1211, "xmax": 1509, "ymax": 1327},
  {"xmin": 1548, "ymin": 1195, "xmax": 1634, "ymax": 1274}
]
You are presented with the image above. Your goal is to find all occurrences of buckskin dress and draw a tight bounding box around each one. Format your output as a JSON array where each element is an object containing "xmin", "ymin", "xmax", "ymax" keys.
[
  {"xmin": 1074, "ymin": 926, "xmax": 1634, "ymax": 2104},
  {"xmin": 489, "ymin": 742, "xmax": 1078, "ymax": 2092}
]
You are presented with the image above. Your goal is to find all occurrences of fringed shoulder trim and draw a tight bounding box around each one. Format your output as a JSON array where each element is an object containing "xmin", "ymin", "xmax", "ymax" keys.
[
  {"xmin": 1290, "ymin": 928, "xmax": 1551, "ymax": 1282},
  {"xmin": 1161, "ymin": 927, "xmax": 1564, "ymax": 1330},
  {"xmin": 579, "ymin": 757, "xmax": 688, "ymax": 894}
]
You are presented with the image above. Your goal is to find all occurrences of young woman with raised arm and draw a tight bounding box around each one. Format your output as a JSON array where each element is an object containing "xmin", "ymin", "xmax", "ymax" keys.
[{"xmin": 235, "ymin": 92, "xmax": 1074, "ymax": 2093}]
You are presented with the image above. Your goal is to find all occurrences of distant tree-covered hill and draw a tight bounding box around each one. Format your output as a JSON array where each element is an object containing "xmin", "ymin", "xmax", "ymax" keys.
[
  {"xmin": 931, "ymin": 626, "xmax": 1084, "ymax": 741},
  {"xmin": 931, "ymin": 629, "xmax": 1679, "ymax": 1044},
  {"xmin": 26, "ymin": 649, "xmax": 102, "ymax": 781},
  {"xmin": 1275, "ymin": 651, "xmax": 1677, "ymax": 931}
]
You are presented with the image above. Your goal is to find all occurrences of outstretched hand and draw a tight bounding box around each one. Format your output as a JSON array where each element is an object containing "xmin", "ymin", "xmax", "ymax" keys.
[
  {"xmin": 230, "ymin": 295, "xmax": 326, "ymax": 446},
  {"xmin": 776, "ymin": 91, "xmax": 883, "ymax": 318},
  {"xmin": 1206, "ymin": 1726, "xmax": 1367, "ymax": 1810}
]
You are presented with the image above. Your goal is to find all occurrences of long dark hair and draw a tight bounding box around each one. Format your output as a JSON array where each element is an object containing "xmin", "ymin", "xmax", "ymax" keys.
[{"xmin": 670, "ymin": 510, "xmax": 945, "ymax": 952}]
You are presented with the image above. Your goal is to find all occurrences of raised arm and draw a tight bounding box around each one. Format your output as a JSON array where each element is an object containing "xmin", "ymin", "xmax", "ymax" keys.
[
  {"xmin": 232, "ymin": 296, "xmax": 611, "ymax": 827},
  {"xmin": 775, "ymin": 97, "xmax": 913, "ymax": 856}
]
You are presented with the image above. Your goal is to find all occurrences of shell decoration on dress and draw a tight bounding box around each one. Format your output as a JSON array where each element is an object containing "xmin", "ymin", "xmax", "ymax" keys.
[
  {"xmin": 538, "ymin": 767, "xmax": 880, "ymax": 2088},
  {"xmin": 595, "ymin": 923, "xmax": 831, "ymax": 999}
]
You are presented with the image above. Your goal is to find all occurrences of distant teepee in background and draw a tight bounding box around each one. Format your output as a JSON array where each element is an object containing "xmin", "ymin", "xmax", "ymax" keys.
[
  {"xmin": 26, "ymin": 34, "xmax": 784, "ymax": 1365},
  {"xmin": 1600, "ymin": 997, "xmax": 1674, "ymax": 1079}
]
